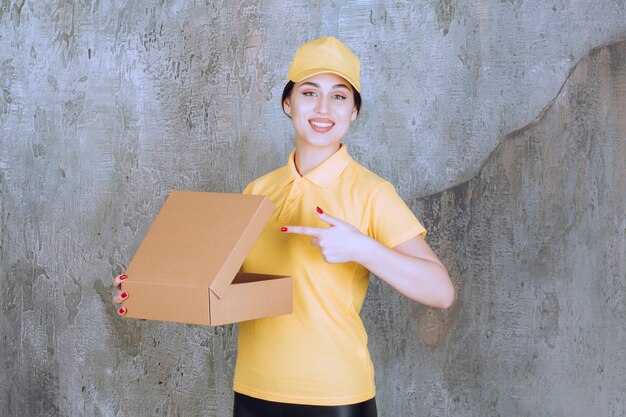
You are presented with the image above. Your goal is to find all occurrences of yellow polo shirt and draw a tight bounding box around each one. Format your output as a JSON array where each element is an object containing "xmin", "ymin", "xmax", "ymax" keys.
[{"xmin": 234, "ymin": 144, "xmax": 426, "ymax": 406}]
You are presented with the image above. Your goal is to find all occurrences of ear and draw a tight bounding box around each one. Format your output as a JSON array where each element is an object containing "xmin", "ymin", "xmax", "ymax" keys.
[
  {"xmin": 350, "ymin": 105, "xmax": 358, "ymax": 122},
  {"xmin": 283, "ymin": 96, "xmax": 292, "ymax": 116}
]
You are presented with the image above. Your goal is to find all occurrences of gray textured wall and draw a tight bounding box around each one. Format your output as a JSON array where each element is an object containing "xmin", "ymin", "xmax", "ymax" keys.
[{"xmin": 1, "ymin": 1, "xmax": 625, "ymax": 416}]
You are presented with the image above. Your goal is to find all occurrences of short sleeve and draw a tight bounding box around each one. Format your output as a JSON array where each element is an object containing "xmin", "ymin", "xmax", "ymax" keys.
[{"xmin": 367, "ymin": 181, "xmax": 427, "ymax": 248}]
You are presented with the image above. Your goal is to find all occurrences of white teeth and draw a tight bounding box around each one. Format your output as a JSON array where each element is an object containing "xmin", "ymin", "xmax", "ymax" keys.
[{"xmin": 310, "ymin": 121, "xmax": 333, "ymax": 128}]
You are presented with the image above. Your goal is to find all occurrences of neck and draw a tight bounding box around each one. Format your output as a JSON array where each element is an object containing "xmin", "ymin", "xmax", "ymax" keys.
[{"xmin": 294, "ymin": 142, "xmax": 341, "ymax": 176}]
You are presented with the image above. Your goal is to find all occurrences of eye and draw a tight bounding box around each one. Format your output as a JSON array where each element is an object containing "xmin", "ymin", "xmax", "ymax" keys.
[
  {"xmin": 332, "ymin": 94, "xmax": 347, "ymax": 100},
  {"xmin": 302, "ymin": 91, "xmax": 317, "ymax": 97}
]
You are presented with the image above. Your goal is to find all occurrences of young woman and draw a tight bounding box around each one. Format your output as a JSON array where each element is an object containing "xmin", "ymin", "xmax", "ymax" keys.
[{"xmin": 113, "ymin": 36, "xmax": 454, "ymax": 417}]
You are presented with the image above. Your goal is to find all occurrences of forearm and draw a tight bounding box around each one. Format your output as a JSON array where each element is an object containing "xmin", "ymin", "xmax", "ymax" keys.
[
  {"xmin": 286, "ymin": 209, "xmax": 454, "ymax": 307},
  {"xmin": 355, "ymin": 237, "xmax": 454, "ymax": 308}
]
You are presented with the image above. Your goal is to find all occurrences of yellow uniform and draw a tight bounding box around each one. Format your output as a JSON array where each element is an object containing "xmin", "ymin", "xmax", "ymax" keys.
[{"xmin": 234, "ymin": 145, "xmax": 426, "ymax": 406}]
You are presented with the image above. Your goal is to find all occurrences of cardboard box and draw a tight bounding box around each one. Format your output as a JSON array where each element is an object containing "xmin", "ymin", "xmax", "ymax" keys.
[{"xmin": 121, "ymin": 190, "xmax": 292, "ymax": 325}]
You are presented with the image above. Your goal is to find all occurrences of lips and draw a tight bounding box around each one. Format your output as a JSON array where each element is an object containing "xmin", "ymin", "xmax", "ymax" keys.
[{"xmin": 309, "ymin": 118, "xmax": 335, "ymax": 133}]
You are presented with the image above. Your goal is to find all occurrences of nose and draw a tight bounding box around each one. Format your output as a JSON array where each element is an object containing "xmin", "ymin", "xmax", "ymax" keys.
[{"xmin": 315, "ymin": 95, "xmax": 330, "ymax": 114}]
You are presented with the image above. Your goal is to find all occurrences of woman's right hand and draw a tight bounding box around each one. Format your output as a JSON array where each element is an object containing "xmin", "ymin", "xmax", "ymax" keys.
[{"xmin": 112, "ymin": 274, "xmax": 129, "ymax": 316}]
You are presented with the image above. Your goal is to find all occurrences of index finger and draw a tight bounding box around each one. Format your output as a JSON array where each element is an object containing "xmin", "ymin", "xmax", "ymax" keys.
[
  {"xmin": 112, "ymin": 274, "xmax": 127, "ymax": 288},
  {"xmin": 281, "ymin": 226, "xmax": 324, "ymax": 237}
]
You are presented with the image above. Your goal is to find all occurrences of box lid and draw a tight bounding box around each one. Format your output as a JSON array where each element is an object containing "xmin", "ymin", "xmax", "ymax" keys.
[{"xmin": 125, "ymin": 190, "xmax": 276, "ymax": 299}]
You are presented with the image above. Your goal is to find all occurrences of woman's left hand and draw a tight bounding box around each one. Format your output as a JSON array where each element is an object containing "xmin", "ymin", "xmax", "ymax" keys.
[
  {"xmin": 281, "ymin": 207, "xmax": 371, "ymax": 264},
  {"xmin": 283, "ymin": 206, "xmax": 454, "ymax": 308}
]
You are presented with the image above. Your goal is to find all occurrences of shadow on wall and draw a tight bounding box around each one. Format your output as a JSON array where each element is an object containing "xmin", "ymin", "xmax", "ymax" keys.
[{"xmin": 396, "ymin": 39, "xmax": 625, "ymax": 414}]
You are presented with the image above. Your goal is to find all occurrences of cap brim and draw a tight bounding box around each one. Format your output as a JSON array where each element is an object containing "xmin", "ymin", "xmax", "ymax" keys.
[{"xmin": 289, "ymin": 68, "xmax": 361, "ymax": 93}]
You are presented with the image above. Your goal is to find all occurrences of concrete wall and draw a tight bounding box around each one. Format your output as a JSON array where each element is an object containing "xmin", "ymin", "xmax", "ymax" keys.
[{"xmin": 1, "ymin": 1, "xmax": 624, "ymax": 416}]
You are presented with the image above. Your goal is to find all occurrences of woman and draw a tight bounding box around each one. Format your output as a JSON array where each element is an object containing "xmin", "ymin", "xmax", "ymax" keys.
[{"xmin": 113, "ymin": 36, "xmax": 454, "ymax": 417}]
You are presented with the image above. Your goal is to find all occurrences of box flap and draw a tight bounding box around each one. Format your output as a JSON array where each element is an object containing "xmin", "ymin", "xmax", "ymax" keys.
[
  {"xmin": 208, "ymin": 273, "xmax": 292, "ymax": 325},
  {"xmin": 125, "ymin": 190, "xmax": 276, "ymax": 299}
]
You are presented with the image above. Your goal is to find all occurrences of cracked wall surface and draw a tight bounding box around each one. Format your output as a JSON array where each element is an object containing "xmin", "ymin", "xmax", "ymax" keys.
[
  {"xmin": 363, "ymin": 39, "xmax": 626, "ymax": 416},
  {"xmin": 1, "ymin": 1, "xmax": 625, "ymax": 416}
]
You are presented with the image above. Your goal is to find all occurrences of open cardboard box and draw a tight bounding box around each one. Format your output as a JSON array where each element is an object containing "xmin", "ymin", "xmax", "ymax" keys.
[{"xmin": 121, "ymin": 191, "xmax": 292, "ymax": 326}]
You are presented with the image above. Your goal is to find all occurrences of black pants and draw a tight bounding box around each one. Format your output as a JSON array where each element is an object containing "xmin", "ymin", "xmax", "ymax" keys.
[{"xmin": 233, "ymin": 392, "xmax": 378, "ymax": 417}]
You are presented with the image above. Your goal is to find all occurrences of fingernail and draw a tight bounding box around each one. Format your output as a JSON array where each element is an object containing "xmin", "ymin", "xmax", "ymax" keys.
[
  {"xmin": 118, "ymin": 306, "xmax": 127, "ymax": 315},
  {"xmin": 280, "ymin": 227, "xmax": 288, "ymax": 232},
  {"xmin": 316, "ymin": 207, "xmax": 323, "ymax": 214},
  {"xmin": 119, "ymin": 274, "xmax": 127, "ymax": 281},
  {"xmin": 120, "ymin": 292, "xmax": 128, "ymax": 299}
]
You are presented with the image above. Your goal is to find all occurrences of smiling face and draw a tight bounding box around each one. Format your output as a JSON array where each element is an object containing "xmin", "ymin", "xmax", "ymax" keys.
[{"xmin": 283, "ymin": 73, "xmax": 358, "ymax": 154}]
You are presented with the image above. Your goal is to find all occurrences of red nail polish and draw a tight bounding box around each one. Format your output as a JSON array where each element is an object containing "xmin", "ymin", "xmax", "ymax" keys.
[
  {"xmin": 118, "ymin": 307, "xmax": 126, "ymax": 315},
  {"xmin": 119, "ymin": 274, "xmax": 127, "ymax": 281},
  {"xmin": 316, "ymin": 207, "xmax": 323, "ymax": 214},
  {"xmin": 120, "ymin": 292, "xmax": 128, "ymax": 299},
  {"xmin": 280, "ymin": 227, "xmax": 288, "ymax": 232}
]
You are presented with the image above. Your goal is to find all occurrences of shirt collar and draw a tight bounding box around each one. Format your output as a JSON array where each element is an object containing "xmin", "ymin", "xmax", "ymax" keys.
[{"xmin": 279, "ymin": 144, "xmax": 353, "ymax": 188}]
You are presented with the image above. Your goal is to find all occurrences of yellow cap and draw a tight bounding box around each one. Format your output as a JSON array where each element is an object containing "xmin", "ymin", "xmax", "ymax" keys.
[{"xmin": 287, "ymin": 36, "xmax": 361, "ymax": 93}]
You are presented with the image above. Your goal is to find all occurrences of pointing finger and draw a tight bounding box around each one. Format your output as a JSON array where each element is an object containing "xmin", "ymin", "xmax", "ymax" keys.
[{"xmin": 280, "ymin": 225, "xmax": 324, "ymax": 237}]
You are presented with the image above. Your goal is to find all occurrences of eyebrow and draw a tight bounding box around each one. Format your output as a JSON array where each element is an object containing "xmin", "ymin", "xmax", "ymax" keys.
[{"xmin": 300, "ymin": 81, "xmax": 351, "ymax": 90}]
